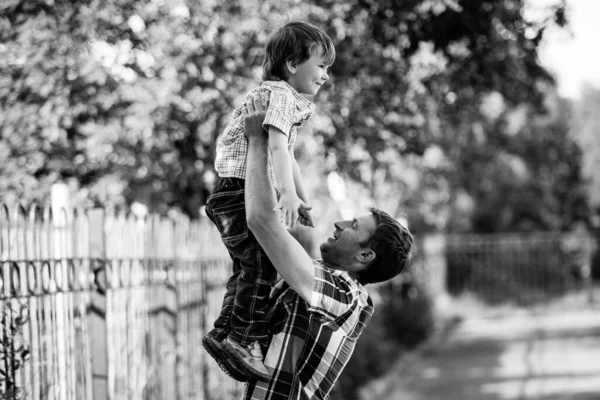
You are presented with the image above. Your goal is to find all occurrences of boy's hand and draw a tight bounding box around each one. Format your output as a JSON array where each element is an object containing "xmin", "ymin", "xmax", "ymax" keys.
[
  {"xmin": 275, "ymin": 192, "xmax": 303, "ymax": 228},
  {"xmin": 298, "ymin": 203, "xmax": 315, "ymax": 227}
]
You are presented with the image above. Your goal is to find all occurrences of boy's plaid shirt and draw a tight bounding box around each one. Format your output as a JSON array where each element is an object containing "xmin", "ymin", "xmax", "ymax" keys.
[
  {"xmin": 242, "ymin": 260, "xmax": 374, "ymax": 400},
  {"xmin": 214, "ymin": 80, "xmax": 314, "ymax": 186}
]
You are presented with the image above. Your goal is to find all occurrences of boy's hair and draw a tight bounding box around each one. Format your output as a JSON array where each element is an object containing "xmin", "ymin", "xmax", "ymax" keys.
[
  {"xmin": 356, "ymin": 208, "xmax": 413, "ymax": 285},
  {"xmin": 262, "ymin": 21, "xmax": 335, "ymax": 81}
]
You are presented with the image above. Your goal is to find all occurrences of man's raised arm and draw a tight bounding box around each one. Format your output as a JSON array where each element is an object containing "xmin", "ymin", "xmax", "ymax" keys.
[{"xmin": 243, "ymin": 94, "xmax": 315, "ymax": 303}]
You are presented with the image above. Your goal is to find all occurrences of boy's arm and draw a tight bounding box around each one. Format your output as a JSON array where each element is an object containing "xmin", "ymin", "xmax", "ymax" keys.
[
  {"xmin": 245, "ymin": 98, "xmax": 315, "ymax": 303},
  {"xmin": 290, "ymin": 149, "xmax": 309, "ymax": 203},
  {"xmin": 268, "ymin": 126, "xmax": 301, "ymax": 227},
  {"xmin": 290, "ymin": 148, "xmax": 315, "ymax": 227}
]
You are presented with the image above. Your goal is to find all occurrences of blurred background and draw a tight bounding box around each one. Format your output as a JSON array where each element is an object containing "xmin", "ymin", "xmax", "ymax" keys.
[{"xmin": 1, "ymin": 0, "xmax": 599, "ymax": 399}]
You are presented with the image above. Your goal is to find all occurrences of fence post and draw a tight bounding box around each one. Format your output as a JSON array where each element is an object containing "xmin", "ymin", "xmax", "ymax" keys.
[
  {"xmin": 87, "ymin": 208, "xmax": 109, "ymax": 400},
  {"xmin": 422, "ymin": 234, "xmax": 450, "ymax": 316}
]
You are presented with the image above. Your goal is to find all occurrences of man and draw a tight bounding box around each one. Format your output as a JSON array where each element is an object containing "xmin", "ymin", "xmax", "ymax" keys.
[{"xmin": 204, "ymin": 94, "xmax": 414, "ymax": 399}]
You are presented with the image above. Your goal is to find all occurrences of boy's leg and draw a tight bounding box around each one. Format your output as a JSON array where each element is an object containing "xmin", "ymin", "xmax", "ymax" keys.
[
  {"xmin": 228, "ymin": 237, "xmax": 276, "ymax": 349},
  {"xmin": 204, "ymin": 179, "xmax": 248, "ymax": 339},
  {"xmin": 206, "ymin": 177, "xmax": 275, "ymax": 348},
  {"xmin": 205, "ymin": 177, "xmax": 276, "ymax": 378},
  {"xmin": 206, "ymin": 261, "xmax": 240, "ymax": 342},
  {"xmin": 204, "ymin": 177, "xmax": 251, "ymax": 379},
  {"xmin": 223, "ymin": 233, "xmax": 276, "ymax": 380}
]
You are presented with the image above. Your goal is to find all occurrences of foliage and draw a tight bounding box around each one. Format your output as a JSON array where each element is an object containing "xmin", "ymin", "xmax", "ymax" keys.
[
  {"xmin": 379, "ymin": 273, "xmax": 436, "ymax": 348},
  {"xmin": 444, "ymin": 93, "xmax": 588, "ymax": 233},
  {"xmin": 1, "ymin": 301, "xmax": 29, "ymax": 400},
  {"xmin": 0, "ymin": 0, "xmax": 582, "ymax": 234}
]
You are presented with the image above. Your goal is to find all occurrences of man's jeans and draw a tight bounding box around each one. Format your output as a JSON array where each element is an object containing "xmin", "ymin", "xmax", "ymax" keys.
[{"xmin": 205, "ymin": 177, "xmax": 276, "ymax": 347}]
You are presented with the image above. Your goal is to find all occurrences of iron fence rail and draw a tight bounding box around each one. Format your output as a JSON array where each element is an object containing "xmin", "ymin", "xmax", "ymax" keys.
[
  {"xmin": 415, "ymin": 232, "xmax": 596, "ymax": 314},
  {"xmin": 1, "ymin": 205, "xmax": 242, "ymax": 400}
]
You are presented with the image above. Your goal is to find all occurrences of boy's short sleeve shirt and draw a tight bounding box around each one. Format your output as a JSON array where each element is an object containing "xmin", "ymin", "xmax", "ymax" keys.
[
  {"xmin": 261, "ymin": 80, "xmax": 313, "ymax": 139},
  {"xmin": 243, "ymin": 260, "xmax": 374, "ymax": 400},
  {"xmin": 214, "ymin": 80, "xmax": 314, "ymax": 182}
]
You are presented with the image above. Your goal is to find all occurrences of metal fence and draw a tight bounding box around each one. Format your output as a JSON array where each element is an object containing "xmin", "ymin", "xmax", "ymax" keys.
[
  {"xmin": 0, "ymin": 205, "xmax": 242, "ymax": 400},
  {"xmin": 416, "ymin": 232, "xmax": 597, "ymax": 316}
]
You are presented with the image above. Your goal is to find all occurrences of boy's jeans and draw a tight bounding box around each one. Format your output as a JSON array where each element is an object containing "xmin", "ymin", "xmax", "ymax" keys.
[{"xmin": 205, "ymin": 177, "xmax": 276, "ymax": 348}]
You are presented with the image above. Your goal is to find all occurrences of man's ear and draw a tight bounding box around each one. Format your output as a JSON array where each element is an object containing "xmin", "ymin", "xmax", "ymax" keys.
[
  {"xmin": 285, "ymin": 59, "xmax": 297, "ymax": 75},
  {"xmin": 355, "ymin": 249, "xmax": 376, "ymax": 263}
]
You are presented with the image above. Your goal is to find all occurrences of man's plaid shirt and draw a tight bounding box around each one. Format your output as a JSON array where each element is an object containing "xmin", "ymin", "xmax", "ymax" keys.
[
  {"xmin": 215, "ymin": 80, "xmax": 314, "ymax": 186},
  {"xmin": 242, "ymin": 260, "xmax": 374, "ymax": 400}
]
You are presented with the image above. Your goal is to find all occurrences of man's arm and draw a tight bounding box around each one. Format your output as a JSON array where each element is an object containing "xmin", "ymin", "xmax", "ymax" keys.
[{"xmin": 244, "ymin": 95, "xmax": 315, "ymax": 303}]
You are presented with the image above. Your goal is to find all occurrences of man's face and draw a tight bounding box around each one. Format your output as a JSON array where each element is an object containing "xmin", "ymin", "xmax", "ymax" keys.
[{"xmin": 320, "ymin": 214, "xmax": 377, "ymax": 269}]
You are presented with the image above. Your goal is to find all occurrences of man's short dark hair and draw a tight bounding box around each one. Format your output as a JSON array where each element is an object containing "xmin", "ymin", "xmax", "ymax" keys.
[
  {"xmin": 356, "ymin": 208, "xmax": 413, "ymax": 285},
  {"xmin": 262, "ymin": 21, "xmax": 335, "ymax": 81}
]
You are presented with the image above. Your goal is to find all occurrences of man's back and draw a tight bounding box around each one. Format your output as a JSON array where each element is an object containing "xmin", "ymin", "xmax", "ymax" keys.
[{"xmin": 242, "ymin": 260, "xmax": 373, "ymax": 400}]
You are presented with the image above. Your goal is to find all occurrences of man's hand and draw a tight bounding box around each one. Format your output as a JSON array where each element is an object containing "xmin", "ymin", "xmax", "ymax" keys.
[{"xmin": 243, "ymin": 92, "xmax": 268, "ymax": 140}]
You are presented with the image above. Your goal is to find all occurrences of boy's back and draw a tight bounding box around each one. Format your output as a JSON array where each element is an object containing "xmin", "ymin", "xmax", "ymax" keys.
[{"xmin": 215, "ymin": 79, "xmax": 314, "ymax": 186}]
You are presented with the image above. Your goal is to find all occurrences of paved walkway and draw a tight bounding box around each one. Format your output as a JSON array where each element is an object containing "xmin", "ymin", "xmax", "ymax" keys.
[{"xmin": 362, "ymin": 310, "xmax": 600, "ymax": 400}]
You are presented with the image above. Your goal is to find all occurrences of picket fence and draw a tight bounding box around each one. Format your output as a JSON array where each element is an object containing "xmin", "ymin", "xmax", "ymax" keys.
[{"xmin": 0, "ymin": 205, "xmax": 242, "ymax": 400}]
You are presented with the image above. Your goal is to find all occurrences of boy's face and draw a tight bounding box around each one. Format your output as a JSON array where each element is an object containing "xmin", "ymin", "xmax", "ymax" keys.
[{"xmin": 287, "ymin": 47, "xmax": 332, "ymax": 95}]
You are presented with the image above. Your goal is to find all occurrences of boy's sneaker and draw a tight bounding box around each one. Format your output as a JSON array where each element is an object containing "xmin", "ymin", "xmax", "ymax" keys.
[
  {"xmin": 223, "ymin": 337, "xmax": 272, "ymax": 380},
  {"xmin": 202, "ymin": 335, "xmax": 248, "ymax": 382}
]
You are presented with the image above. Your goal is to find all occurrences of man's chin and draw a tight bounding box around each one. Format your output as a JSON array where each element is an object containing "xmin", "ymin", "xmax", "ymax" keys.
[{"xmin": 319, "ymin": 242, "xmax": 331, "ymax": 254}]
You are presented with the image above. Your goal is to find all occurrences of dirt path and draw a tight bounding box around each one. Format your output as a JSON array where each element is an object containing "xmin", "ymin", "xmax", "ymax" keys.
[{"xmin": 366, "ymin": 311, "xmax": 600, "ymax": 400}]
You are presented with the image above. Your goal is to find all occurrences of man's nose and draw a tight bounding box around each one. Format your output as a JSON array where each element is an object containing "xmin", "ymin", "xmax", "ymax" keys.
[{"xmin": 335, "ymin": 221, "xmax": 348, "ymax": 230}]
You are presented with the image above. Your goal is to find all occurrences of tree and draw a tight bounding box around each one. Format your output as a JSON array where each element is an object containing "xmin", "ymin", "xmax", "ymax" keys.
[
  {"xmin": 1, "ymin": 0, "xmax": 269, "ymax": 216},
  {"xmin": 1, "ymin": 0, "xmax": 578, "ymax": 234}
]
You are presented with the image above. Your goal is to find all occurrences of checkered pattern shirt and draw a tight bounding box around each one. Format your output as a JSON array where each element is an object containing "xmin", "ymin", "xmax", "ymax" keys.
[
  {"xmin": 214, "ymin": 80, "xmax": 314, "ymax": 186},
  {"xmin": 242, "ymin": 260, "xmax": 374, "ymax": 400}
]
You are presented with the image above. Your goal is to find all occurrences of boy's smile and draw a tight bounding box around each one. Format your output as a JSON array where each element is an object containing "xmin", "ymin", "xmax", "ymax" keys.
[{"xmin": 287, "ymin": 47, "xmax": 331, "ymax": 96}]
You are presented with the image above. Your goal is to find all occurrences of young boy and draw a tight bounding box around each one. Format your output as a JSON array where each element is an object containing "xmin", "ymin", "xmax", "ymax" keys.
[{"xmin": 203, "ymin": 21, "xmax": 335, "ymax": 380}]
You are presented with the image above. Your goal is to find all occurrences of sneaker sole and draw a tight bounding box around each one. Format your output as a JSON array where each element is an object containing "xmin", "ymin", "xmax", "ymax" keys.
[
  {"xmin": 222, "ymin": 338, "xmax": 272, "ymax": 381},
  {"xmin": 202, "ymin": 336, "xmax": 248, "ymax": 382}
]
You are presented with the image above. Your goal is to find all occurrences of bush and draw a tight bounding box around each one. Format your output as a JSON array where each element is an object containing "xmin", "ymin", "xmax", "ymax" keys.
[
  {"xmin": 380, "ymin": 274, "xmax": 436, "ymax": 349},
  {"xmin": 331, "ymin": 270, "xmax": 435, "ymax": 400},
  {"xmin": 1, "ymin": 301, "xmax": 29, "ymax": 400}
]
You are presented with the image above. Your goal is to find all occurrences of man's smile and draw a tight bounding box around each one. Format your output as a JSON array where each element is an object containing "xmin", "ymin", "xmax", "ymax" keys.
[{"xmin": 329, "ymin": 228, "xmax": 340, "ymax": 241}]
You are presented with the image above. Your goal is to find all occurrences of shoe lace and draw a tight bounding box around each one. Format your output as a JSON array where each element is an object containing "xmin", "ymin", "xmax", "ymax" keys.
[{"xmin": 248, "ymin": 341, "xmax": 264, "ymax": 361}]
